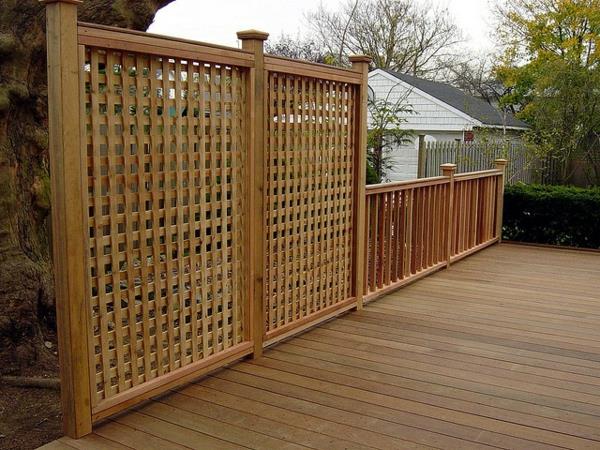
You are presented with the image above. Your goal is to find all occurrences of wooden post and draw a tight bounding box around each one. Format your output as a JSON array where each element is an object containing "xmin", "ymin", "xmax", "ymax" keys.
[
  {"xmin": 237, "ymin": 30, "xmax": 268, "ymax": 357},
  {"xmin": 42, "ymin": 0, "xmax": 93, "ymax": 438},
  {"xmin": 417, "ymin": 134, "xmax": 426, "ymax": 178},
  {"xmin": 494, "ymin": 158, "xmax": 508, "ymax": 242},
  {"xmin": 349, "ymin": 55, "xmax": 371, "ymax": 310},
  {"xmin": 441, "ymin": 163, "xmax": 457, "ymax": 268}
]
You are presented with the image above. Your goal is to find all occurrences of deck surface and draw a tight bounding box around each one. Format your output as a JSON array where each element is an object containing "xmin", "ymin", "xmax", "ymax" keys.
[{"xmin": 41, "ymin": 244, "xmax": 600, "ymax": 449}]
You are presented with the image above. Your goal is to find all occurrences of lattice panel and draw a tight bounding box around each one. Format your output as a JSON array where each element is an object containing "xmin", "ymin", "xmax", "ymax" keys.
[
  {"xmin": 81, "ymin": 46, "xmax": 247, "ymax": 404},
  {"xmin": 264, "ymin": 72, "xmax": 357, "ymax": 334}
]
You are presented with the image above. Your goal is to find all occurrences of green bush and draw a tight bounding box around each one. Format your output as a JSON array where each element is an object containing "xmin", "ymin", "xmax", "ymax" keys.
[
  {"xmin": 366, "ymin": 161, "xmax": 380, "ymax": 185},
  {"xmin": 503, "ymin": 184, "xmax": 600, "ymax": 249}
]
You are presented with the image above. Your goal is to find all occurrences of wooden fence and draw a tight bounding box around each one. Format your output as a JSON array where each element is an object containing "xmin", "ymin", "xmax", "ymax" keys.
[
  {"xmin": 365, "ymin": 161, "xmax": 506, "ymax": 301},
  {"xmin": 43, "ymin": 0, "xmax": 505, "ymax": 440},
  {"xmin": 43, "ymin": 0, "xmax": 369, "ymax": 438},
  {"xmin": 420, "ymin": 140, "xmax": 534, "ymax": 184}
]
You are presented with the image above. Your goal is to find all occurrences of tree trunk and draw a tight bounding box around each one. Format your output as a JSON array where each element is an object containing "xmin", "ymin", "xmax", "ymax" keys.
[{"xmin": 0, "ymin": 0, "xmax": 174, "ymax": 374}]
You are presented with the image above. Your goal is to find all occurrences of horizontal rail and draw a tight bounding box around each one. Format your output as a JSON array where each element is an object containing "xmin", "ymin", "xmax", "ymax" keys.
[
  {"xmin": 454, "ymin": 169, "xmax": 502, "ymax": 180},
  {"xmin": 91, "ymin": 342, "xmax": 253, "ymax": 422},
  {"xmin": 78, "ymin": 22, "xmax": 255, "ymax": 67},
  {"xmin": 366, "ymin": 176, "xmax": 448, "ymax": 194},
  {"xmin": 264, "ymin": 55, "xmax": 362, "ymax": 84}
]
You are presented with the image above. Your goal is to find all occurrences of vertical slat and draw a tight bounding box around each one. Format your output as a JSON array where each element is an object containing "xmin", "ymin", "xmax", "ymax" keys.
[
  {"xmin": 131, "ymin": 52, "xmax": 152, "ymax": 383},
  {"xmin": 198, "ymin": 62, "xmax": 210, "ymax": 359},
  {"xmin": 298, "ymin": 75, "xmax": 307, "ymax": 320},
  {"xmin": 118, "ymin": 51, "xmax": 139, "ymax": 387},
  {"xmin": 441, "ymin": 164, "xmax": 456, "ymax": 266},
  {"xmin": 404, "ymin": 188, "xmax": 413, "ymax": 277}
]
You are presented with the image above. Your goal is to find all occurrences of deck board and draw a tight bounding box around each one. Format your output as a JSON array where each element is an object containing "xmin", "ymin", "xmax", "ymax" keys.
[{"xmin": 40, "ymin": 244, "xmax": 600, "ymax": 449}]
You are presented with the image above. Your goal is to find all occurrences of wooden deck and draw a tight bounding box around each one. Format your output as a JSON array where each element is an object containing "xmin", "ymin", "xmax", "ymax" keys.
[{"xmin": 41, "ymin": 244, "xmax": 600, "ymax": 450}]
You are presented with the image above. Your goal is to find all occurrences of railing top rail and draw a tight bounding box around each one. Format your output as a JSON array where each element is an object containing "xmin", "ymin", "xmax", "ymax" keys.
[
  {"xmin": 78, "ymin": 22, "xmax": 255, "ymax": 67},
  {"xmin": 264, "ymin": 54, "xmax": 362, "ymax": 84},
  {"xmin": 366, "ymin": 176, "xmax": 448, "ymax": 194},
  {"xmin": 454, "ymin": 169, "xmax": 503, "ymax": 181}
]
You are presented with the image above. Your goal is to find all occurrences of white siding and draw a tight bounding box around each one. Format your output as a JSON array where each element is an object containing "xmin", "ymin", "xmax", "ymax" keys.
[{"xmin": 368, "ymin": 72, "xmax": 477, "ymax": 132}]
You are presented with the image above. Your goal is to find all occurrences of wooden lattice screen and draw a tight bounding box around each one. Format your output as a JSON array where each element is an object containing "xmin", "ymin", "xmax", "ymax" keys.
[
  {"xmin": 45, "ymin": 1, "xmax": 369, "ymax": 437},
  {"xmin": 262, "ymin": 56, "xmax": 367, "ymax": 344},
  {"xmin": 81, "ymin": 44, "xmax": 248, "ymax": 407}
]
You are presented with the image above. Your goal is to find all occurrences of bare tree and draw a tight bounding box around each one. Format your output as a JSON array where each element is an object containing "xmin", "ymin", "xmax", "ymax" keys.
[
  {"xmin": 443, "ymin": 54, "xmax": 509, "ymax": 107},
  {"xmin": 265, "ymin": 34, "xmax": 332, "ymax": 63},
  {"xmin": 307, "ymin": 0, "xmax": 464, "ymax": 77}
]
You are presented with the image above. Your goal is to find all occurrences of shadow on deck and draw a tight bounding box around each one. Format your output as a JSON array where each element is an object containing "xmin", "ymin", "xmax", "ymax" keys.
[{"xmin": 41, "ymin": 243, "xmax": 600, "ymax": 449}]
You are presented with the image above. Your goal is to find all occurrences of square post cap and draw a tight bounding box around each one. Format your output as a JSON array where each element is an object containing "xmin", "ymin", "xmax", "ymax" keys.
[
  {"xmin": 237, "ymin": 30, "xmax": 269, "ymax": 41},
  {"xmin": 440, "ymin": 163, "xmax": 457, "ymax": 175},
  {"xmin": 349, "ymin": 55, "xmax": 372, "ymax": 64},
  {"xmin": 495, "ymin": 158, "xmax": 508, "ymax": 167}
]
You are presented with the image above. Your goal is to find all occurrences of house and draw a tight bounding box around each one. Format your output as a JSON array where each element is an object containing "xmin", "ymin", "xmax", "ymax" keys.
[{"xmin": 368, "ymin": 69, "xmax": 529, "ymax": 181}]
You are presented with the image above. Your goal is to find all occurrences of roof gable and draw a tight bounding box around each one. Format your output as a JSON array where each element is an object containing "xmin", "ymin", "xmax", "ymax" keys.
[{"xmin": 381, "ymin": 69, "xmax": 529, "ymax": 130}]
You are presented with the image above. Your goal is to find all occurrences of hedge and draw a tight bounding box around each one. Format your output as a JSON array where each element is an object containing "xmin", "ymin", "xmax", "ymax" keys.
[{"xmin": 503, "ymin": 184, "xmax": 600, "ymax": 249}]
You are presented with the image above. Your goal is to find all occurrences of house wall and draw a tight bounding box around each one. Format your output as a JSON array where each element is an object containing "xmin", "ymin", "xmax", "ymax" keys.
[
  {"xmin": 368, "ymin": 72, "xmax": 477, "ymax": 132},
  {"xmin": 368, "ymin": 71, "xmax": 526, "ymax": 182}
]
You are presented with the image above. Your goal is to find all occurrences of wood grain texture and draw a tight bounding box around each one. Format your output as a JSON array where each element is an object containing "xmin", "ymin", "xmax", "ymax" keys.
[
  {"xmin": 45, "ymin": 0, "xmax": 93, "ymax": 437},
  {"xmin": 263, "ymin": 69, "xmax": 359, "ymax": 340},
  {"xmin": 81, "ymin": 43, "xmax": 249, "ymax": 411},
  {"xmin": 43, "ymin": 244, "xmax": 600, "ymax": 449}
]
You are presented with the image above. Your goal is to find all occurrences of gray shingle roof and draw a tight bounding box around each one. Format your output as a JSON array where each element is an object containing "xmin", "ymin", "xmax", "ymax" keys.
[{"xmin": 384, "ymin": 70, "xmax": 529, "ymax": 129}]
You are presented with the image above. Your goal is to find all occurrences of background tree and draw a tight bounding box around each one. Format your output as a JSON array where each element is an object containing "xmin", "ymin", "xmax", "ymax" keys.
[
  {"xmin": 494, "ymin": 0, "xmax": 600, "ymax": 184},
  {"xmin": 0, "ymin": 0, "xmax": 173, "ymax": 372},
  {"xmin": 367, "ymin": 87, "xmax": 414, "ymax": 183},
  {"xmin": 444, "ymin": 54, "xmax": 509, "ymax": 107},
  {"xmin": 265, "ymin": 33, "xmax": 334, "ymax": 64},
  {"xmin": 307, "ymin": 0, "xmax": 464, "ymax": 78}
]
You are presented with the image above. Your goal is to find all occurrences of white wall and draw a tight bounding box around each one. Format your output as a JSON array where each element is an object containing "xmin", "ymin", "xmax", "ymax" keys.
[{"xmin": 387, "ymin": 131, "xmax": 464, "ymax": 181}]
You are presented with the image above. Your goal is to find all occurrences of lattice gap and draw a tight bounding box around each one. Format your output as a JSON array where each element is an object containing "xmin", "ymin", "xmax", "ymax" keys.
[
  {"xmin": 264, "ymin": 71, "xmax": 357, "ymax": 333},
  {"xmin": 82, "ymin": 47, "xmax": 247, "ymax": 403}
]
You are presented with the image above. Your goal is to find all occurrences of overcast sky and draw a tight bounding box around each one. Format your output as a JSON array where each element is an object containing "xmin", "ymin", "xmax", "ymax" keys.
[{"xmin": 148, "ymin": 0, "xmax": 496, "ymax": 53}]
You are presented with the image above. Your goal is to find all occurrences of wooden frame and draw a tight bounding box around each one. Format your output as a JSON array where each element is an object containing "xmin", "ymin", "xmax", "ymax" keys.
[{"xmin": 43, "ymin": 0, "xmax": 92, "ymax": 438}]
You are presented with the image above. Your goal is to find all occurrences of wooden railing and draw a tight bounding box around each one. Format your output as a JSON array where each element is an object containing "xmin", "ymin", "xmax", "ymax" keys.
[{"xmin": 364, "ymin": 161, "xmax": 506, "ymax": 301}]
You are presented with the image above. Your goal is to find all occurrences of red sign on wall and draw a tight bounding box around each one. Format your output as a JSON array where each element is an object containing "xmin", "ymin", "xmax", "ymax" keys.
[{"xmin": 464, "ymin": 131, "xmax": 474, "ymax": 142}]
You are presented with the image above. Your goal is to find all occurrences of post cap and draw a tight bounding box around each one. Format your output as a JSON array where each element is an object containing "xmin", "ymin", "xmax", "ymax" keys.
[
  {"xmin": 494, "ymin": 158, "xmax": 508, "ymax": 166},
  {"xmin": 440, "ymin": 163, "xmax": 457, "ymax": 175},
  {"xmin": 39, "ymin": 0, "xmax": 82, "ymax": 4},
  {"xmin": 349, "ymin": 55, "xmax": 372, "ymax": 64},
  {"xmin": 236, "ymin": 30, "xmax": 269, "ymax": 41}
]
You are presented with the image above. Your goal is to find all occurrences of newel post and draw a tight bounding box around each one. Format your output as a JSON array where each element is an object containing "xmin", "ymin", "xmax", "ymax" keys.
[
  {"xmin": 494, "ymin": 159, "xmax": 508, "ymax": 242},
  {"xmin": 441, "ymin": 163, "xmax": 457, "ymax": 268},
  {"xmin": 42, "ymin": 0, "xmax": 93, "ymax": 438},
  {"xmin": 237, "ymin": 30, "xmax": 268, "ymax": 357},
  {"xmin": 349, "ymin": 55, "xmax": 371, "ymax": 310}
]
